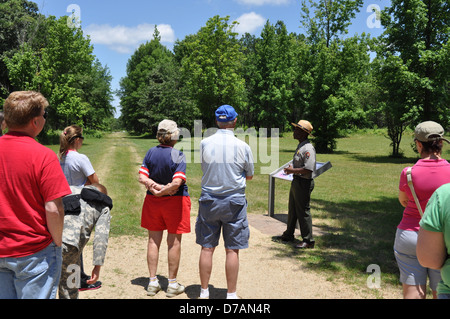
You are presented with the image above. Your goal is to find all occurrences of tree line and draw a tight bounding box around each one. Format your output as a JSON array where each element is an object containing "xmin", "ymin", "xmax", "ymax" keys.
[
  {"xmin": 0, "ymin": 0, "xmax": 115, "ymax": 140},
  {"xmin": 119, "ymin": 0, "xmax": 449, "ymax": 155},
  {"xmin": 1, "ymin": 0, "xmax": 448, "ymax": 155}
]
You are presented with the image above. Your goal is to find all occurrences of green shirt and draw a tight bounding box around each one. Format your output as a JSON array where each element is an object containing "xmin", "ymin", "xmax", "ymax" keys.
[{"xmin": 420, "ymin": 183, "xmax": 450, "ymax": 295}]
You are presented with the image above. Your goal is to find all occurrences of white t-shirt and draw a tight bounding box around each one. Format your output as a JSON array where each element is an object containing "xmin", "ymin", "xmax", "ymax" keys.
[{"xmin": 60, "ymin": 150, "xmax": 95, "ymax": 186}]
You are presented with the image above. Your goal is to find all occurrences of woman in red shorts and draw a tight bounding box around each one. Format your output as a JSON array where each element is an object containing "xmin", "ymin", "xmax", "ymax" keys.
[{"xmin": 138, "ymin": 119, "xmax": 191, "ymax": 298}]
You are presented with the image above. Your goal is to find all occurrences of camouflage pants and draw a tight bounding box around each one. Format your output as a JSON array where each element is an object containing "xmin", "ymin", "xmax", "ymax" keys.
[{"xmin": 59, "ymin": 243, "xmax": 82, "ymax": 299}]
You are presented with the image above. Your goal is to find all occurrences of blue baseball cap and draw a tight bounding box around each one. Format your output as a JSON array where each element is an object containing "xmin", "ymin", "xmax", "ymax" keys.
[{"xmin": 215, "ymin": 105, "xmax": 238, "ymax": 122}]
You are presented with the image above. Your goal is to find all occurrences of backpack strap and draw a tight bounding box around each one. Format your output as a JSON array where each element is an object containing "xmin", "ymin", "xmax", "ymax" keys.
[
  {"xmin": 81, "ymin": 187, "xmax": 113, "ymax": 210},
  {"xmin": 63, "ymin": 194, "xmax": 82, "ymax": 215},
  {"xmin": 406, "ymin": 167, "xmax": 423, "ymax": 217}
]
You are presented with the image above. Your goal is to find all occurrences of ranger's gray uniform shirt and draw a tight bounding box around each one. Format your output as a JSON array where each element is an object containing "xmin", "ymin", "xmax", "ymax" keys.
[
  {"xmin": 293, "ymin": 139, "xmax": 316, "ymax": 180},
  {"xmin": 62, "ymin": 186, "xmax": 111, "ymax": 266}
]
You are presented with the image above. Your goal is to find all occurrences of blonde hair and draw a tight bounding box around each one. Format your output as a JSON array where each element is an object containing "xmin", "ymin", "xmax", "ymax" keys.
[
  {"xmin": 3, "ymin": 91, "xmax": 48, "ymax": 128},
  {"xmin": 58, "ymin": 125, "xmax": 83, "ymax": 159}
]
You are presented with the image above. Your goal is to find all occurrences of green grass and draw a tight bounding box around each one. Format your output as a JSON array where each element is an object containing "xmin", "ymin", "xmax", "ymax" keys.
[
  {"xmin": 46, "ymin": 128, "xmax": 450, "ymax": 295},
  {"xmin": 269, "ymin": 129, "xmax": 450, "ymax": 293}
]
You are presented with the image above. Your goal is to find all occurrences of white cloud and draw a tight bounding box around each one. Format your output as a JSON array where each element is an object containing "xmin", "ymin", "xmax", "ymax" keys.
[
  {"xmin": 234, "ymin": 12, "xmax": 266, "ymax": 34},
  {"xmin": 235, "ymin": 0, "xmax": 291, "ymax": 6},
  {"xmin": 84, "ymin": 23, "xmax": 176, "ymax": 54}
]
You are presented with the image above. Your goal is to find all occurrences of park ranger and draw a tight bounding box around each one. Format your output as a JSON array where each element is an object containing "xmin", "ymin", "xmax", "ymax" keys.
[
  {"xmin": 276, "ymin": 120, "xmax": 316, "ymax": 249},
  {"xmin": 59, "ymin": 184, "xmax": 112, "ymax": 299}
]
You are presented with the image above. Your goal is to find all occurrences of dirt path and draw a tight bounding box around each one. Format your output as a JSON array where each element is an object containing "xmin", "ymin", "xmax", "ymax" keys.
[{"xmin": 79, "ymin": 133, "xmax": 401, "ymax": 300}]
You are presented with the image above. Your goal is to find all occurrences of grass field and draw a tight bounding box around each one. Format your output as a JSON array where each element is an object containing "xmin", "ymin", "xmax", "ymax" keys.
[{"xmin": 46, "ymin": 128, "xmax": 450, "ymax": 296}]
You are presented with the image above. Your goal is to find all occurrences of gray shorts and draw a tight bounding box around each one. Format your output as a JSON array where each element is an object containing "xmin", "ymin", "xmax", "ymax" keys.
[
  {"xmin": 394, "ymin": 228, "xmax": 441, "ymax": 290},
  {"xmin": 195, "ymin": 192, "xmax": 249, "ymax": 250}
]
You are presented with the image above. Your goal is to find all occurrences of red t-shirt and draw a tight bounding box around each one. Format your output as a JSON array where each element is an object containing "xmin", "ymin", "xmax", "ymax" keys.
[
  {"xmin": 0, "ymin": 132, "xmax": 71, "ymax": 258},
  {"xmin": 398, "ymin": 159, "xmax": 450, "ymax": 231}
]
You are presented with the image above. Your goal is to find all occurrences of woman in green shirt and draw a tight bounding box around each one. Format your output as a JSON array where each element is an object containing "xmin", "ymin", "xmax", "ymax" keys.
[{"xmin": 417, "ymin": 183, "xmax": 450, "ymax": 299}]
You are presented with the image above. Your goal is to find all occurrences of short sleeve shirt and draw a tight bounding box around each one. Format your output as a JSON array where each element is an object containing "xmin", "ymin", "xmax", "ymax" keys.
[
  {"xmin": 139, "ymin": 145, "xmax": 189, "ymax": 197},
  {"xmin": 0, "ymin": 132, "xmax": 71, "ymax": 258},
  {"xmin": 200, "ymin": 129, "xmax": 254, "ymax": 196},
  {"xmin": 293, "ymin": 139, "xmax": 316, "ymax": 179},
  {"xmin": 398, "ymin": 159, "xmax": 450, "ymax": 231},
  {"xmin": 420, "ymin": 183, "xmax": 450, "ymax": 295},
  {"xmin": 60, "ymin": 150, "xmax": 95, "ymax": 186}
]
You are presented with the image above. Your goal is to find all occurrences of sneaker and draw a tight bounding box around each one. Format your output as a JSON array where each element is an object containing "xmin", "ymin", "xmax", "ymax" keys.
[
  {"xmin": 166, "ymin": 283, "xmax": 185, "ymax": 298},
  {"xmin": 79, "ymin": 281, "xmax": 102, "ymax": 291},
  {"xmin": 147, "ymin": 283, "xmax": 161, "ymax": 296}
]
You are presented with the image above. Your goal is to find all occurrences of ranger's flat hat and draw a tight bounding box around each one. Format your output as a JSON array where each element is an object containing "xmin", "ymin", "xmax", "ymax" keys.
[{"xmin": 292, "ymin": 120, "xmax": 314, "ymax": 137}]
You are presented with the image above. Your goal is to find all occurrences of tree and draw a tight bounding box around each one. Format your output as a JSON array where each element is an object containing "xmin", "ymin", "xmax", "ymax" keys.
[
  {"xmin": 178, "ymin": 15, "xmax": 246, "ymax": 127},
  {"xmin": 4, "ymin": 15, "xmax": 114, "ymax": 131},
  {"xmin": 375, "ymin": 0, "xmax": 450, "ymax": 156},
  {"xmin": 299, "ymin": 0, "xmax": 367, "ymax": 153},
  {"xmin": 75, "ymin": 59, "xmax": 115, "ymax": 130},
  {"xmin": 288, "ymin": 33, "xmax": 310, "ymax": 126},
  {"xmin": 3, "ymin": 43, "xmax": 40, "ymax": 91},
  {"xmin": 300, "ymin": 0, "xmax": 364, "ymax": 48},
  {"xmin": 380, "ymin": 0, "xmax": 450, "ymax": 126},
  {"xmin": 118, "ymin": 27, "xmax": 174, "ymax": 134},
  {"xmin": 238, "ymin": 32, "xmax": 258, "ymax": 127},
  {"xmin": 39, "ymin": 16, "xmax": 96, "ymax": 129},
  {"xmin": 376, "ymin": 54, "xmax": 421, "ymax": 157},
  {"xmin": 0, "ymin": 0, "xmax": 41, "ymax": 100},
  {"xmin": 249, "ymin": 20, "xmax": 295, "ymax": 133},
  {"xmin": 138, "ymin": 58, "xmax": 200, "ymax": 134}
]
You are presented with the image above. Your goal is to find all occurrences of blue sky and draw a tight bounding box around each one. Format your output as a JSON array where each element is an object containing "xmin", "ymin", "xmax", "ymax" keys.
[{"xmin": 36, "ymin": 0, "xmax": 391, "ymax": 115}]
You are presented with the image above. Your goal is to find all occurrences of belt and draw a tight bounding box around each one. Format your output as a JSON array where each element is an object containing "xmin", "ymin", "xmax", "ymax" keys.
[{"xmin": 293, "ymin": 174, "xmax": 312, "ymax": 180}]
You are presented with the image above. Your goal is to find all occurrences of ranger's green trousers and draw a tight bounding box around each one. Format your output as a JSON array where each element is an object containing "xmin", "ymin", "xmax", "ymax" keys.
[{"xmin": 283, "ymin": 176, "xmax": 315, "ymax": 243}]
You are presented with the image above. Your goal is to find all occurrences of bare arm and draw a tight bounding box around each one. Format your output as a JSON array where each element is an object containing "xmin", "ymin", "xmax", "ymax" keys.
[
  {"xmin": 139, "ymin": 173, "xmax": 158, "ymax": 190},
  {"xmin": 151, "ymin": 178, "xmax": 184, "ymax": 197},
  {"xmin": 398, "ymin": 190, "xmax": 408, "ymax": 208},
  {"xmin": 87, "ymin": 265, "xmax": 101, "ymax": 284},
  {"xmin": 417, "ymin": 228, "xmax": 447, "ymax": 270},
  {"xmin": 86, "ymin": 172, "xmax": 99, "ymax": 185},
  {"xmin": 284, "ymin": 164, "xmax": 311, "ymax": 176},
  {"xmin": 45, "ymin": 198, "xmax": 65, "ymax": 247}
]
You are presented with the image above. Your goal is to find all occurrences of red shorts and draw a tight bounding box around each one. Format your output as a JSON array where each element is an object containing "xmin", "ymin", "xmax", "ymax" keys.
[{"xmin": 141, "ymin": 195, "xmax": 191, "ymax": 234}]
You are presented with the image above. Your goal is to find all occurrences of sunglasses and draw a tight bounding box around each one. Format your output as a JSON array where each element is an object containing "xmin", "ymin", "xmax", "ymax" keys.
[
  {"xmin": 42, "ymin": 109, "xmax": 48, "ymax": 120},
  {"xmin": 68, "ymin": 135, "xmax": 84, "ymax": 143}
]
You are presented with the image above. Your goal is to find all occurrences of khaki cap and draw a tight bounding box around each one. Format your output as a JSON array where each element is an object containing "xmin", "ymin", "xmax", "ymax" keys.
[
  {"xmin": 415, "ymin": 121, "xmax": 450, "ymax": 144},
  {"xmin": 158, "ymin": 119, "xmax": 179, "ymax": 135},
  {"xmin": 292, "ymin": 120, "xmax": 314, "ymax": 137}
]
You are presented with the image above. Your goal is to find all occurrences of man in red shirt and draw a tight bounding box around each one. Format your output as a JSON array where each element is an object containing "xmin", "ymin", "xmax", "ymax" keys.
[{"xmin": 0, "ymin": 91, "xmax": 71, "ymax": 299}]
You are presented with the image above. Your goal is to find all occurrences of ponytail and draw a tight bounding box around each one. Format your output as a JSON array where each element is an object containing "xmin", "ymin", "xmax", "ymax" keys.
[{"xmin": 58, "ymin": 125, "xmax": 83, "ymax": 159}]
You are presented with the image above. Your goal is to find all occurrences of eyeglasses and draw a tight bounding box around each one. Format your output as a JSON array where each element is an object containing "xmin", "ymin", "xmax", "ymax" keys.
[{"xmin": 42, "ymin": 109, "xmax": 48, "ymax": 120}]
